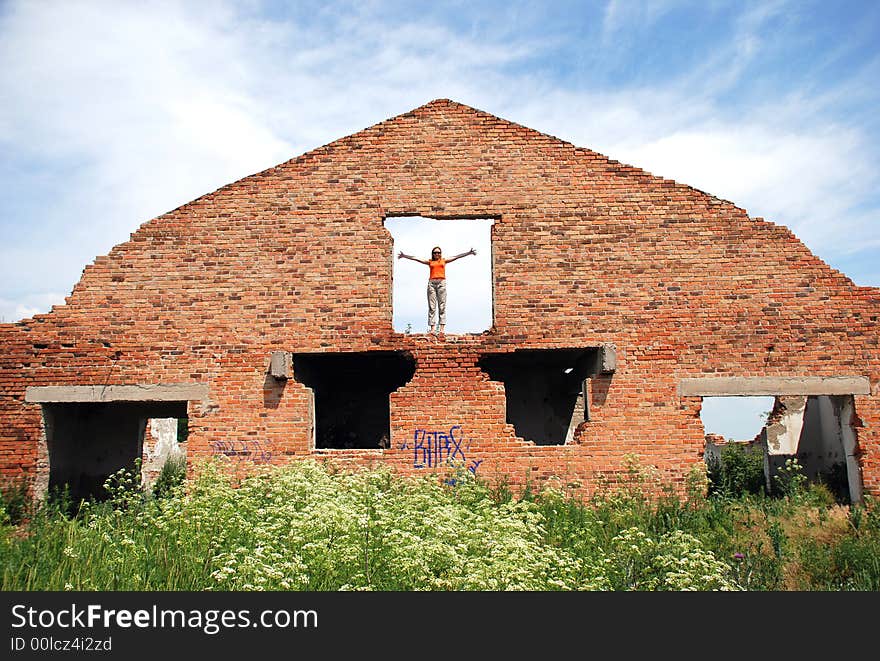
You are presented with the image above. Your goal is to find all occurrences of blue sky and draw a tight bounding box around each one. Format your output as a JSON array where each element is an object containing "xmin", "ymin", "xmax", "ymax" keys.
[{"xmin": 1, "ymin": 0, "xmax": 878, "ymax": 438}]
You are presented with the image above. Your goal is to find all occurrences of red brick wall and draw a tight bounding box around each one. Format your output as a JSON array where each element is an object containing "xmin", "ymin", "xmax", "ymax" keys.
[{"xmin": 2, "ymin": 99, "xmax": 878, "ymax": 498}]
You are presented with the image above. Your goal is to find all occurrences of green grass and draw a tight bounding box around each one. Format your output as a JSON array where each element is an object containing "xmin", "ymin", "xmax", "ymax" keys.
[{"xmin": 1, "ymin": 458, "xmax": 878, "ymax": 591}]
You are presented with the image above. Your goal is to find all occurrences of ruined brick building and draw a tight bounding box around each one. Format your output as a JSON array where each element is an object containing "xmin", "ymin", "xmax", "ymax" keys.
[{"xmin": 1, "ymin": 99, "xmax": 877, "ymax": 503}]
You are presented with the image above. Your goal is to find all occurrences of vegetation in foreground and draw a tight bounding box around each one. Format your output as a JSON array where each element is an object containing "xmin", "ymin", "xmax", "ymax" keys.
[{"xmin": 1, "ymin": 452, "xmax": 878, "ymax": 591}]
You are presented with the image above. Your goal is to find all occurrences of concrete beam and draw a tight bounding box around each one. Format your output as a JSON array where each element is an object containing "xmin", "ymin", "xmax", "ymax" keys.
[
  {"xmin": 25, "ymin": 383, "xmax": 210, "ymax": 403},
  {"xmin": 678, "ymin": 376, "xmax": 871, "ymax": 397},
  {"xmin": 269, "ymin": 351, "xmax": 291, "ymax": 380},
  {"xmin": 598, "ymin": 344, "xmax": 617, "ymax": 374}
]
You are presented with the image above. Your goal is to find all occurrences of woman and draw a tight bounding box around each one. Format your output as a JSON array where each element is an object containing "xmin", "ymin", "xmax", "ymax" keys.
[{"xmin": 397, "ymin": 246, "xmax": 476, "ymax": 334}]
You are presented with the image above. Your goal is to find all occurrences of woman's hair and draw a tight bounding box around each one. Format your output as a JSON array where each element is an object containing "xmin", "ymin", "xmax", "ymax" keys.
[{"xmin": 431, "ymin": 246, "xmax": 442, "ymax": 259}]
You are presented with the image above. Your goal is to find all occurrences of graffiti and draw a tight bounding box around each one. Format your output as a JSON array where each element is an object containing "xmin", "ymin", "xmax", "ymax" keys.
[
  {"xmin": 400, "ymin": 425, "xmax": 480, "ymax": 474},
  {"xmin": 209, "ymin": 440, "xmax": 272, "ymax": 463}
]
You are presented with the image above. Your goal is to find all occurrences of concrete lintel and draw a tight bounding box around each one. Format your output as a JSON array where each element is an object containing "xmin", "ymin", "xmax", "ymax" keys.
[
  {"xmin": 25, "ymin": 383, "xmax": 210, "ymax": 403},
  {"xmin": 679, "ymin": 376, "xmax": 871, "ymax": 397}
]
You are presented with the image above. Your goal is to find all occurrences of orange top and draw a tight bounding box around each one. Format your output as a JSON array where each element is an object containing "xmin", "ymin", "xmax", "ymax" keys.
[{"xmin": 428, "ymin": 259, "xmax": 446, "ymax": 279}]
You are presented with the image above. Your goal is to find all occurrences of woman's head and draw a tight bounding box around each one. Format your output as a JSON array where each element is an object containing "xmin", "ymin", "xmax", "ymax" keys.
[{"xmin": 431, "ymin": 246, "xmax": 442, "ymax": 259}]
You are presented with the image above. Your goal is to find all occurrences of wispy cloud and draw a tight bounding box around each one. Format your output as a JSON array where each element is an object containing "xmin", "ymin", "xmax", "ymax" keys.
[{"xmin": 601, "ymin": 0, "xmax": 685, "ymax": 46}]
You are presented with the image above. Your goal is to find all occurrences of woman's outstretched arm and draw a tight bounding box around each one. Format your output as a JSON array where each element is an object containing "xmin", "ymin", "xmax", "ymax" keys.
[
  {"xmin": 398, "ymin": 251, "xmax": 430, "ymax": 265},
  {"xmin": 445, "ymin": 248, "xmax": 477, "ymax": 263}
]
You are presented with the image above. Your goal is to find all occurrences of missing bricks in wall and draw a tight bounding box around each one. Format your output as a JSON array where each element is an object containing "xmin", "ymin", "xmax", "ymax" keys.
[
  {"xmin": 479, "ymin": 348, "xmax": 598, "ymax": 445},
  {"xmin": 293, "ymin": 351, "xmax": 416, "ymax": 449}
]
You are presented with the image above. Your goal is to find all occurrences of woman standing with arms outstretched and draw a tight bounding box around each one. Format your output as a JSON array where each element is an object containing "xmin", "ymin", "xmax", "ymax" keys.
[{"xmin": 398, "ymin": 246, "xmax": 476, "ymax": 334}]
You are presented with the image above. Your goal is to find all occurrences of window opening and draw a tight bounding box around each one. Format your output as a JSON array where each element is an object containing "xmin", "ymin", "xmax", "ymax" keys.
[
  {"xmin": 479, "ymin": 348, "xmax": 597, "ymax": 445},
  {"xmin": 293, "ymin": 351, "xmax": 416, "ymax": 449},
  {"xmin": 384, "ymin": 216, "xmax": 494, "ymax": 334}
]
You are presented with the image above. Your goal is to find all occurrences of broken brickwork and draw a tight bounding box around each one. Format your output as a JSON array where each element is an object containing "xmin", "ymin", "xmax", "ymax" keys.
[{"xmin": 1, "ymin": 99, "xmax": 878, "ymax": 501}]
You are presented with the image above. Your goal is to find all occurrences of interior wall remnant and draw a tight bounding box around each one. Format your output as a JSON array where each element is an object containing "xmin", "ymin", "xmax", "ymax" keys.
[
  {"xmin": 756, "ymin": 394, "xmax": 861, "ymax": 502},
  {"xmin": 142, "ymin": 417, "xmax": 186, "ymax": 488},
  {"xmin": 763, "ymin": 396, "xmax": 807, "ymax": 455},
  {"xmin": 797, "ymin": 395, "xmax": 861, "ymax": 502},
  {"xmin": 478, "ymin": 348, "xmax": 598, "ymax": 445},
  {"xmin": 42, "ymin": 401, "xmax": 187, "ymax": 504},
  {"xmin": 838, "ymin": 397, "xmax": 862, "ymax": 504},
  {"xmin": 293, "ymin": 351, "xmax": 416, "ymax": 449}
]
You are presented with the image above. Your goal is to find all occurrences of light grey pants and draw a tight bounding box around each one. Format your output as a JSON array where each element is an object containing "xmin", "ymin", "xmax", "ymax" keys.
[{"xmin": 427, "ymin": 278, "xmax": 447, "ymax": 330}]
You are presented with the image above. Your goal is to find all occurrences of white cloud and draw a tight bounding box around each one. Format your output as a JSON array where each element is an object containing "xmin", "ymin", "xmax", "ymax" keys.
[
  {"xmin": 601, "ymin": 0, "xmax": 687, "ymax": 46},
  {"xmin": 612, "ymin": 122, "xmax": 877, "ymax": 256},
  {"xmin": 509, "ymin": 85, "xmax": 878, "ymax": 273},
  {"xmin": 0, "ymin": 292, "xmax": 66, "ymax": 324}
]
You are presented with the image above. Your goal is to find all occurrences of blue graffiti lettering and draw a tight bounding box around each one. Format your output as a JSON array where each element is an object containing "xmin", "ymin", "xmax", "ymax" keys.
[
  {"xmin": 405, "ymin": 425, "xmax": 478, "ymax": 474},
  {"xmin": 447, "ymin": 426, "xmax": 466, "ymax": 461},
  {"xmin": 412, "ymin": 429, "xmax": 427, "ymax": 468}
]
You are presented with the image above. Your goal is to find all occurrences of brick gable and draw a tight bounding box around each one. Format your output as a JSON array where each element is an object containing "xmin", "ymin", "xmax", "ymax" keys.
[{"xmin": 2, "ymin": 99, "xmax": 877, "ymax": 499}]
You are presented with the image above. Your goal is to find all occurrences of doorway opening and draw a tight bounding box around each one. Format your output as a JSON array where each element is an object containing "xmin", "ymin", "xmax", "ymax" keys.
[
  {"xmin": 42, "ymin": 401, "xmax": 187, "ymax": 504},
  {"xmin": 700, "ymin": 394, "xmax": 861, "ymax": 502}
]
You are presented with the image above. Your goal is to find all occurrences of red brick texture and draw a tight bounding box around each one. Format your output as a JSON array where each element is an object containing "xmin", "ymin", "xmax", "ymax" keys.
[{"xmin": 2, "ymin": 99, "xmax": 878, "ymax": 498}]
